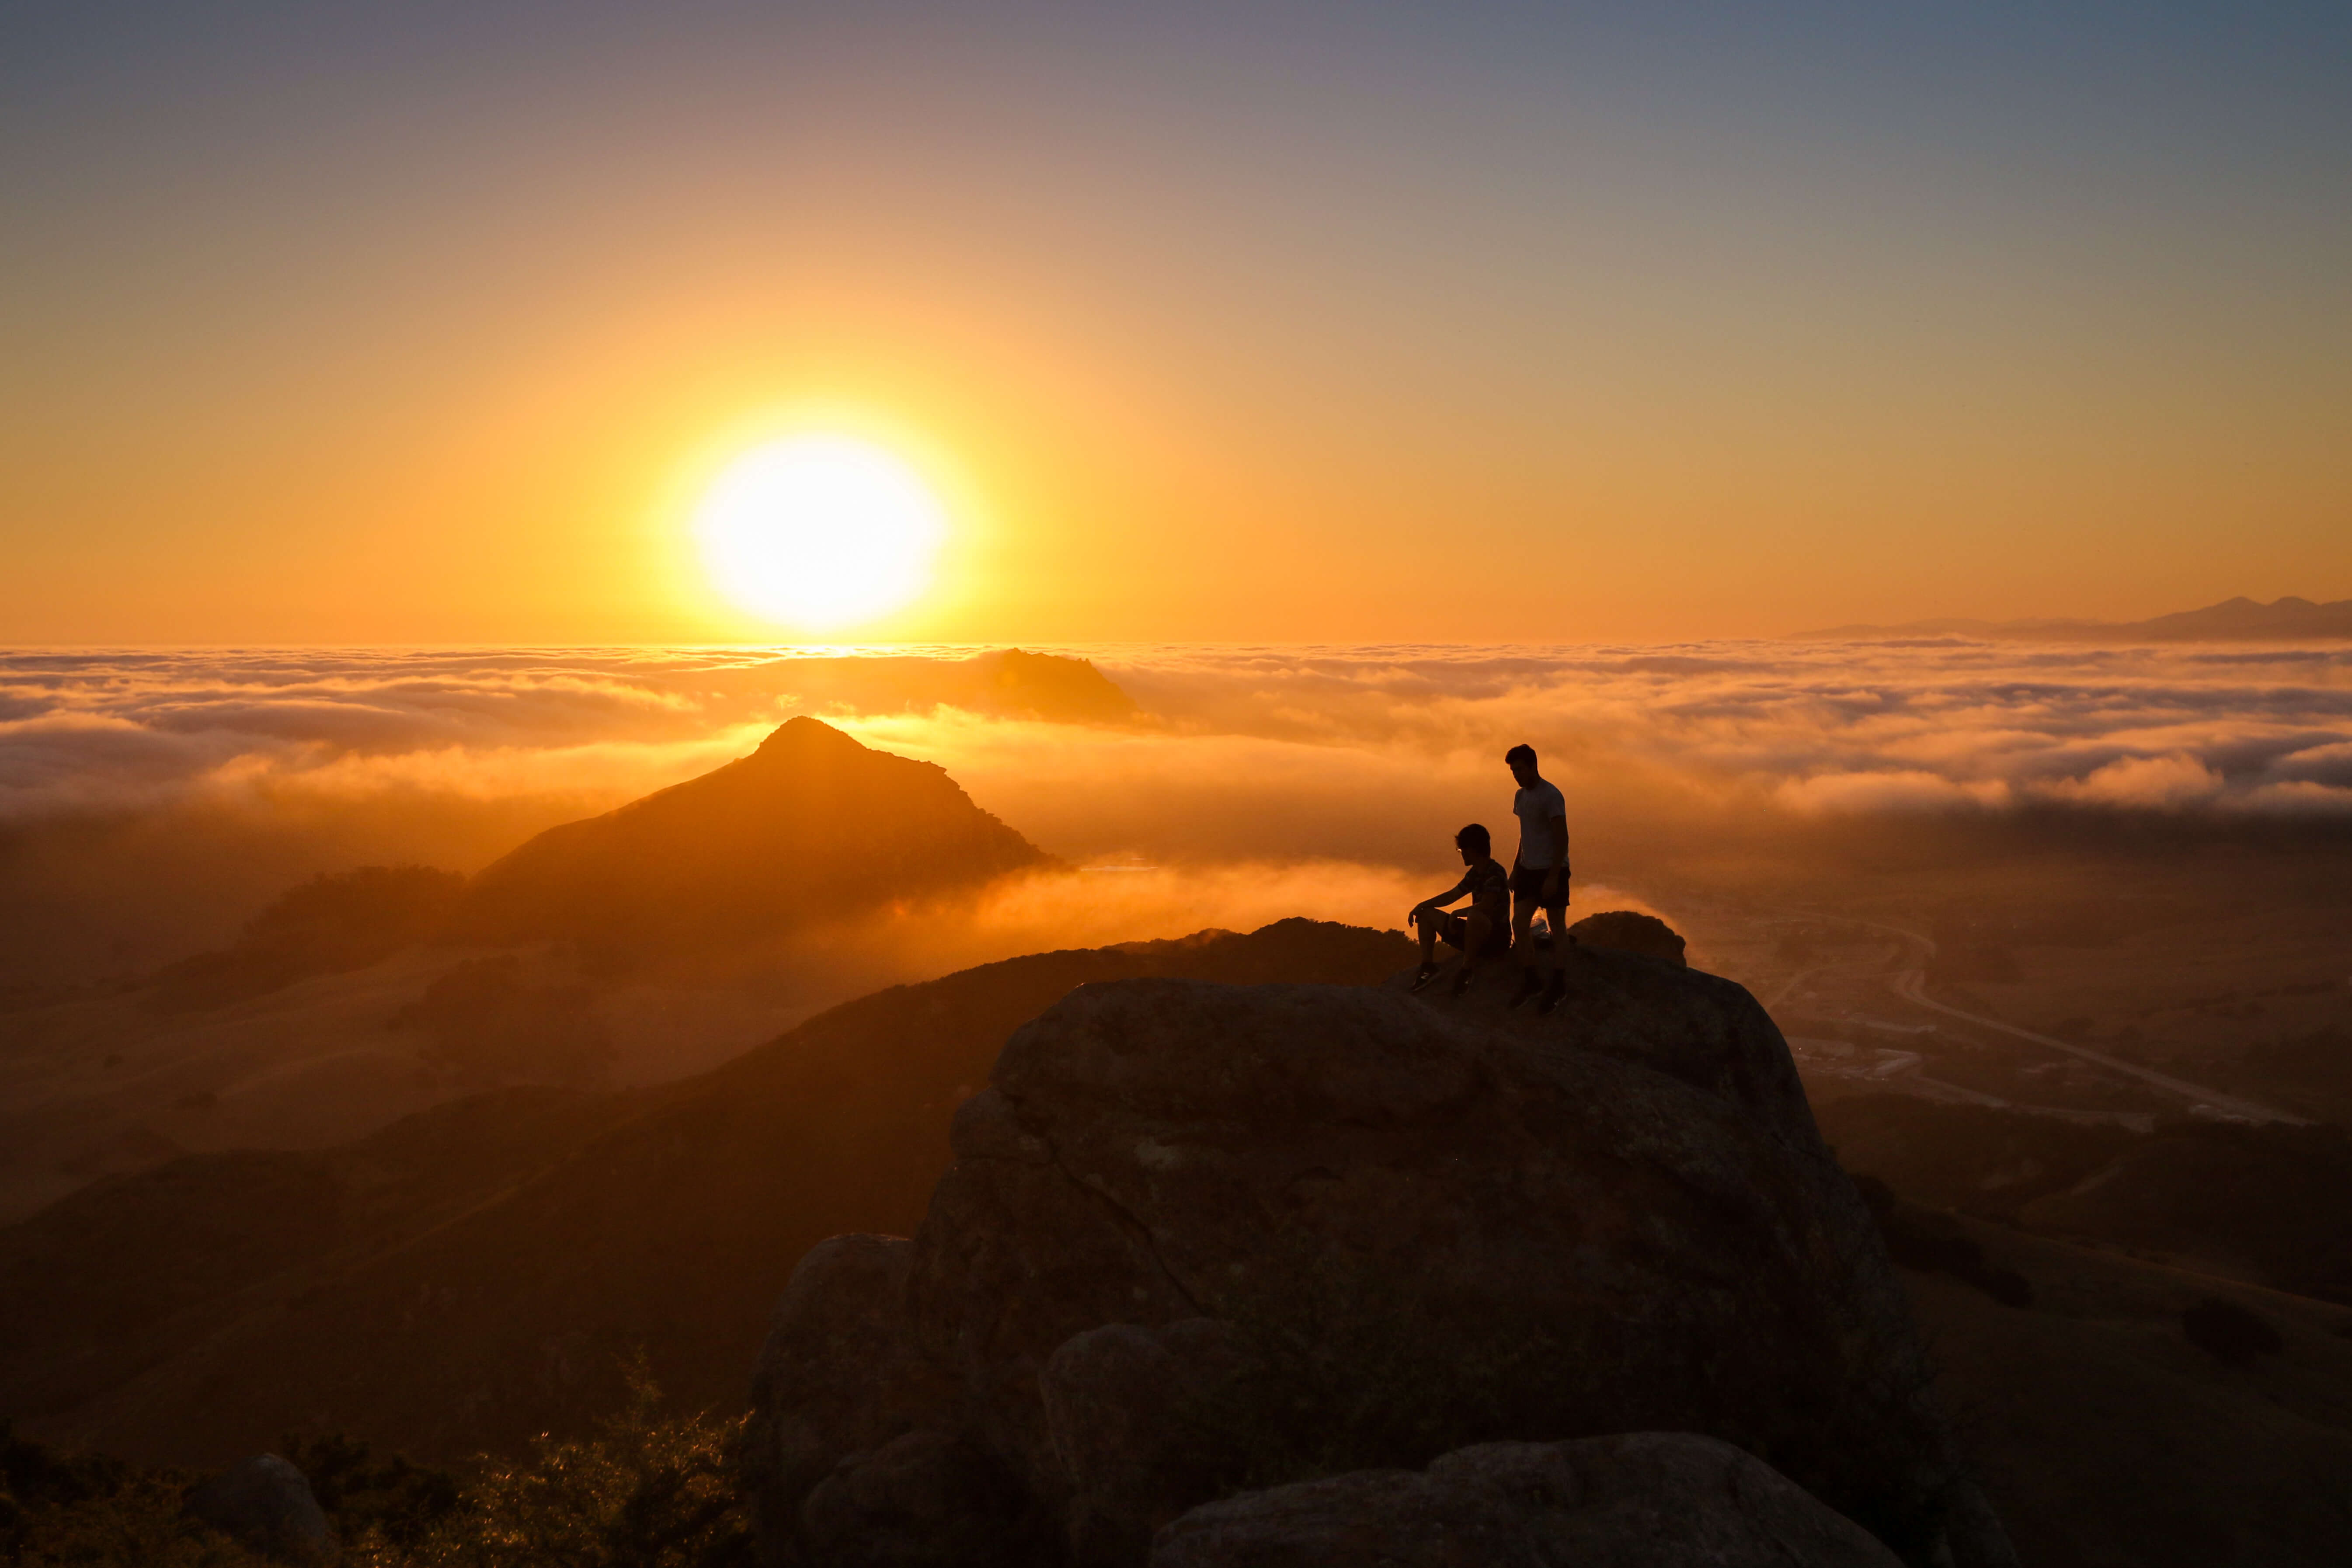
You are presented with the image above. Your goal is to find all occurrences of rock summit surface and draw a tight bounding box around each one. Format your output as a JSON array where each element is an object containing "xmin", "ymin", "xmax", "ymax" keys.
[{"xmin": 1152, "ymin": 1432, "xmax": 1904, "ymax": 1568}]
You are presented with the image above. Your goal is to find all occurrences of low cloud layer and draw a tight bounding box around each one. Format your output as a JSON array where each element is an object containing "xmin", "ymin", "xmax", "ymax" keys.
[
  {"xmin": 11, "ymin": 642, "xmax": 2350, "ymax": 828},
  {"xmin": 4, "ymin": 640, "xmax": 2349, "ymax": 981}
]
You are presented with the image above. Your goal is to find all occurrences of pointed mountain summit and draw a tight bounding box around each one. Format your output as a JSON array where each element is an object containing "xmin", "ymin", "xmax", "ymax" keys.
[{"xmin": 447, "ymin": 717, "xmax": 1047, "ymax": 958}]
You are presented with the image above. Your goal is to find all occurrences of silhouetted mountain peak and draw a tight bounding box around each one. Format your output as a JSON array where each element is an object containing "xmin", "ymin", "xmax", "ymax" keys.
[
  {"xmin": 753, "ymin": 714, "xmax": 875, "ymax": 759},
  {"xmin": 615, "ymin": 716, "xmax": 932, "ymax": 815},
  {"xmin": 447, "ymin": 719, "xmax": 1046, "ymax": 959}
]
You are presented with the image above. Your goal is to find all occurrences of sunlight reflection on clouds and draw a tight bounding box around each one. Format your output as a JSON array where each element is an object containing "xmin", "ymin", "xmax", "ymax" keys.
[{"xmin": 3, "ymin": 643, "xmax": 2350, "ymax": 841}]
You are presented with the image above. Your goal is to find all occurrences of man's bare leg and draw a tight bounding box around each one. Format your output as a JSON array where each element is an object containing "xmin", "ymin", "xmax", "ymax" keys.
[
  {"xmin": 1536, "ymin": 890, "xmax": 1572, "ymax": 1014},
  {"xmin": 1450, "ymin": 911, "xmax": 1492, "ymax": 996},
  {"xmin": 1410, "ymin": 913, "xmax": 1444, "ymax": 991},
  {"xmin": 1508, "ymin": 889, "xmax": 1543, "ymax": 1008}
]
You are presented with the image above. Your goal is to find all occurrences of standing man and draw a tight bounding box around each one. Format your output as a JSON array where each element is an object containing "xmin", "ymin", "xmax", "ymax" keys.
[{"xmin": 1504, "ymin": 743, "xmax": 1572, "ymax": 1014}]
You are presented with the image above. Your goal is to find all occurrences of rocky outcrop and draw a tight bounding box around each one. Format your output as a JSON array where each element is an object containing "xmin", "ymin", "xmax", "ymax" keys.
[
  {"xmin": 185, "ymin": 1453, "xmax": 336, "ymax": 1561},
  {"xmin": 745, "ymin": 946, "xmax": 2015, "ymax": 1568},
  {"xmin": 741, "ymin": 1235, "xmax": 978, "ymax": 1551},
  {"xmin": 1151, "ymin": 1433, "xmax": 1903, "ymax": 1568},
  {"xmin": 1564, "ymin": 910, "xmax": 1686, "ymax": 967}
]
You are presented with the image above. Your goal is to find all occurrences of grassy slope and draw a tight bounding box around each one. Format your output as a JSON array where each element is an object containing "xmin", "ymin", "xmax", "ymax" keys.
[{"xmin": 1907, "ymin": 1220, "xmax": 2352, "ymax": 1568}]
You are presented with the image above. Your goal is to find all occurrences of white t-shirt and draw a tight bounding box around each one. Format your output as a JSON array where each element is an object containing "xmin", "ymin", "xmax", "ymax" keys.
[{"xmin": 1513, "ymin": 779, "xmax": 1569, "ymax": 870}]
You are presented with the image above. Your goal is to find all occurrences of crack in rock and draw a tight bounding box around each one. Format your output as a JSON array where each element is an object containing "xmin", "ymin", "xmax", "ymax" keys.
[{"xmin": 1031, "ymin": 1120, "xmax": 1207, "ymax": 1318}]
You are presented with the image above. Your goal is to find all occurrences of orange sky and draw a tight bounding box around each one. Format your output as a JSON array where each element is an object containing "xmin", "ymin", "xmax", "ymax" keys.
[{"xmin": 5, "ymin": 5, "xmax": 2348, "ymax": 645}]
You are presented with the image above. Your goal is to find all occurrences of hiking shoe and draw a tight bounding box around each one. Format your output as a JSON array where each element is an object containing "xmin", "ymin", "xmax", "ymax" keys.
[
  {"xmin": 1536, "ymin": 973, "xmax": 1569, "ymax": 1016},
  {"xmin": 1507, "ymin": 970, "xmax": 1543, "ymax": 1009},
  {"xmin": 1450, "ymin": 967, "xmax": 1476, "ymax": 998},
  {"xmin": 1409, "ymin": 962, "xmax": 1442, "ymax": 994}
]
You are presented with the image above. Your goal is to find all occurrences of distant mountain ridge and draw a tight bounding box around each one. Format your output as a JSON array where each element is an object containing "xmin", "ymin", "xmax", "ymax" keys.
[
  {"xmin": 770, "ymin": 647, "xmax": 1136, "ymax": 722},
  {"xmin": 1793, "ymin": 596, "xmax": 2352, "ymax": 643}
]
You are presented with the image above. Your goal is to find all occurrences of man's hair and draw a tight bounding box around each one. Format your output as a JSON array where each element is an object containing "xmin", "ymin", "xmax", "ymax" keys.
[
  {"xmin": 1504, "ymin": 743, "xmax": 1538, "ymax": 769},
  {"xmin": 1455, "ymin": 823, "xmax": 1491, "ymax": 855}
]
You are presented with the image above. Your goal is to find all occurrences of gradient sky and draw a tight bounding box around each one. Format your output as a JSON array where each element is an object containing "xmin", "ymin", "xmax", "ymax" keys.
[{"xmin": 4, "ymin": 1, "xmax": 2347, "ymax": 644}]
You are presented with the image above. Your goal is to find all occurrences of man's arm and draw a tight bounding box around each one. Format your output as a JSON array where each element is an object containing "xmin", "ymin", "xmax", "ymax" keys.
[{"xmin": 1411, "ymin": 870, "xmax": 1475, "ymax": 921}]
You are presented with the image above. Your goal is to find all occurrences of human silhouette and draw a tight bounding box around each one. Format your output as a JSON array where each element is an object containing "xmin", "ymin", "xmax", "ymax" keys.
[
  {"xmin": 1503, "ymin": 743, "xmax": 1572, "ymax": 1014},
  {"xmin": 1407, "ymin": 824, "xmax": 1510, "ymax": 997}
]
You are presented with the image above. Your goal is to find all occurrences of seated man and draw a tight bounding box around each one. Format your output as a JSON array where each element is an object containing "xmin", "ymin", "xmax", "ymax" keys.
[{"xmin": 1407, "ymin": 824, "xmax": 1511, "ymax": 996}]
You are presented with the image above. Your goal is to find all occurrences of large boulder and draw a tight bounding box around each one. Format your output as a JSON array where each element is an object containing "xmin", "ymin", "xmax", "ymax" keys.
[
  {"xmin": 746, "ymin": 950, "xmax": 2014, "ymax": 1568},
  {"xmin": 185, "ymin": 1453, "xmax": 337, "ymax": 1562},
  {"xmin": 1563, "ymin": 911, "xmax": 1687, "ymax": 968},
  {"xmin": 1151, "ymin": 1432, "xmax": 1903, "ymax": 1568},
  {"xmin": 742, "ymin": 1234, "xmax": 965, "ymax": 1545}
]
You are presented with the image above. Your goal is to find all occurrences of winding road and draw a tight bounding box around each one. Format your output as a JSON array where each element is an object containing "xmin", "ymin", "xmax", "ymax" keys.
[{"xmin": 1776, "ymin": 913, "xmax": 2311, "ymax": 1127}]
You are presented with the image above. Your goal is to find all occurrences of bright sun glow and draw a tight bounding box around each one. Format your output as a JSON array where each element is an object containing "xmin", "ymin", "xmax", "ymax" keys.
[{"xmin": 694, "ymin": 434, "xmax": 947, "ymax": 630}]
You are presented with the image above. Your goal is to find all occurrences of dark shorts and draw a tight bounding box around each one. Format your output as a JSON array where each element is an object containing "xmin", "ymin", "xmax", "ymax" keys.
[
  {"xmin": 1439, "ymin": 906, "xmax": 1512, "ymax": 957},
  {"xmin": 1511, "ymin": 865, "xmax": 1570, "ymax": 907}
]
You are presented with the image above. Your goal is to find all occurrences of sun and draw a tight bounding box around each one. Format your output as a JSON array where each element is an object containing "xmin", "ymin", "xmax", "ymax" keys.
[{"xmin": 694, "ymin": 434, "xmax": 947, "ymax": 631}]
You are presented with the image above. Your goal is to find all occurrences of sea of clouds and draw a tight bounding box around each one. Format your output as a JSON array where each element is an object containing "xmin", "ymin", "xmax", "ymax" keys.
[
  {"xmin": 4, "ymin": 640, "xmax": 2349, "ymax": 980},
  {"xmin": 7, "ymin": 640, "xmax": 2349, "ymax": 826}
]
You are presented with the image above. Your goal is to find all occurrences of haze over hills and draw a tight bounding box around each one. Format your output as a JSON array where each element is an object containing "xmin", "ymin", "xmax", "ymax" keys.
[
  {"xmin": 0, "ymin": 649, "xmax": 1132, "ymax": 998},
  {"xmin": 0, "ymin": 716, "xmax": 1063, "ymax": 1224},
  {"xmin": 1792, "ymin": 595, "xmax": 2352, "ymax": 642}
]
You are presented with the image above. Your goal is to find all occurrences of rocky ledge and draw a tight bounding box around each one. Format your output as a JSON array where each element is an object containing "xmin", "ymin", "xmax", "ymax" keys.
[{"xmin": 742, "ymin": 941, "xmax": 2016, "ymax": 1568}]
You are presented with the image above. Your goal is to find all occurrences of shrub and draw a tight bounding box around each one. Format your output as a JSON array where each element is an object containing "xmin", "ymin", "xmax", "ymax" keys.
[
  {"xmin": 1851, "ymin": 1176, "xmax": 2035, "ymax": 1308},
  {"xmin": 353, "ymin": 1359, "xmax": 750, "ymax": 1568},
  {"xmin": 0, "ymin": 1420, "xmax": 263, "ymax": 1567},
  {"xmin": 2180, "ymin": 1297, "xmax": 2283, "ymax": 1365},
  {"xmin": 0, "ymin": 1364, "xmax": 749, "ymax": 1568},
  {"xmin": 278, "ymin": 1435, "xmax": 459, "ymax": 1549}
]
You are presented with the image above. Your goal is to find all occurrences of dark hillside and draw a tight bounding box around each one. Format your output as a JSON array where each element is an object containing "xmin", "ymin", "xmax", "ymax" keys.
[
  {"xmin": 0, "ymin": 1089, "xmax": 644, "ymax": 1430},
  {"xmin": 0, "ymin": 919, "xmax": 1410, "ymax": 1466},
  {"xmin": 147, "ymin": 866, "xmax": 466, "ymax": 1013},
  {"xmin": 1902, "ymin": 1218, "xmax": 2352, "ymax": 1568}
]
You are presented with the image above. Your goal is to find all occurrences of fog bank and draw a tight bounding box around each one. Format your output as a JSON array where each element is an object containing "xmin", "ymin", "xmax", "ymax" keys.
[{"xmin": 5, "ymin": 642, "xmax": 2348, "ymax": 985}]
